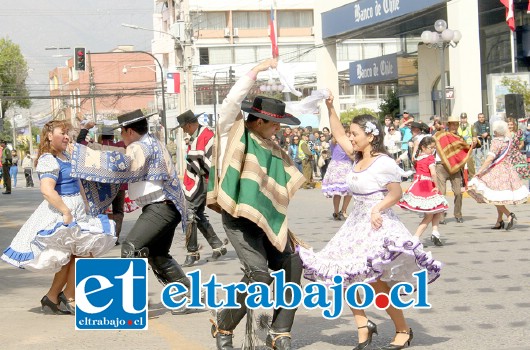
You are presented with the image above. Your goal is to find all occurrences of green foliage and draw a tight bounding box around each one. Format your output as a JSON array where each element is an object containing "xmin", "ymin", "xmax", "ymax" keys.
[
  {"xmin": 0, "ymin": 118, "xmax": 12, "ymax": 142},
  {"xmin": 0, "ymin": 37, "xmax": 32, "ymax": 130},
  {"xmin": 339, "ymin": 107, "xmax": 377, "ymax": 124},
  {"xmin": 378, "ymin": 89, "xmax": 400, "ymax": 121},
  {"xmin": 500, "ymin": 77, "xmax": 530, "ymax": 112}
]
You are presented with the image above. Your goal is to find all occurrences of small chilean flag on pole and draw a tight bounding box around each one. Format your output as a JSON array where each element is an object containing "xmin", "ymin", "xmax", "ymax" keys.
[
  {"xmin": 269, "ymin": 4, "xmax": 279, "ymax": 58},
  {"xmin": 166, "ymin": 72, "xmax": 180, "ymax": 94},
  {"xmin": 500, "ymin": 0, "xmax": 515, "ymax": 31}
]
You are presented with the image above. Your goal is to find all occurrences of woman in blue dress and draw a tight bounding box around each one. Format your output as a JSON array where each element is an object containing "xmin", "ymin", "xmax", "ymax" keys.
[{"xmin": 2, "ymin": 120, "xmax": 116, "ymax": 314}]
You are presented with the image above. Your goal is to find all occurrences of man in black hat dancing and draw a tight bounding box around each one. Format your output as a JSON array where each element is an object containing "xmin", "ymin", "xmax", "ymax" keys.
[
  {"xmin": 207, "ymin": 59, "xmax": 305, "ymax": 350},
  {"xmin": 71, "ymin": 110, "xmax": 196, "ymax": 313},
  {"xmin": 177, "ymin": 110, "xmax": 227, "ymax": 267}
]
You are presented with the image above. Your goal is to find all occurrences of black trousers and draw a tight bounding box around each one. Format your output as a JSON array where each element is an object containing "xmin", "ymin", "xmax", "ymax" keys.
[
  {"xmin": 219, "ymin": 211, "xmax": 302, "ymax": 333},
  {"xmin": 186, "ymin": 185, "xmax": 223, "ymax": 252},
  {"xmin": 123, "ymin": 202, "xmax": 181, "ymax": 257},
  {"xmin": 24, "ymin": 168, "xmax": 34, "ymax": 187},
  {"xmin": 110, "ymin": 190, "xmax": 126, "ymax": 237},
  {"xmin": 2, "ymin": 165, "xmax": 11, "ymax": 192}
]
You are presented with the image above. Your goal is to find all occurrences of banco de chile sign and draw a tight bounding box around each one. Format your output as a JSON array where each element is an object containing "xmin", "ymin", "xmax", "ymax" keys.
[
  {"xmin": 349, "ymin": 54, "xmax": 398, "ymax": 85},
  {"xmin": 322, "ymin": 0, "xmax": 446, "ymax": 39}
]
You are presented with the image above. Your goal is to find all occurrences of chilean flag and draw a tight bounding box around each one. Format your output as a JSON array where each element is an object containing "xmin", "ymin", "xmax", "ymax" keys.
[
  {"xmin": 269, "ymin": 6, "xmax": 279, "ymax": 58},
  {"xmin": 166, "ymin": 72, "xmax": 180, "ymax": 94},
  {"xmin": 500, "ymin": 0, "xmax": 515, "ymax": 31}
]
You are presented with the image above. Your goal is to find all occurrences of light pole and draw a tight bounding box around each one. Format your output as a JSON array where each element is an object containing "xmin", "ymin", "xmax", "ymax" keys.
[
  {"xmin": 421, "ymin": 20, "xmax": 462, "ymax": 124},
  {"xmin": 212, "ymin": 71, "xmax": 229, "ymax": 127}
]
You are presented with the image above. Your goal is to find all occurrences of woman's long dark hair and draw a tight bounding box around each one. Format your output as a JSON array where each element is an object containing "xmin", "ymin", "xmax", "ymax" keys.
[
  {"xmin": 351, "ymin": 114, "xmax": 389, "ymax": 161},
  {"xmin": 416, "ymin": 136, "xmax": 436, "ymax": 159}
]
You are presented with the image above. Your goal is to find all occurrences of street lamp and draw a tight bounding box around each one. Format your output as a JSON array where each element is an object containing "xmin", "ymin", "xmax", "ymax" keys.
[{"xmin": 421, "ymin": 19, "xmax": 462, "ymax": 123}]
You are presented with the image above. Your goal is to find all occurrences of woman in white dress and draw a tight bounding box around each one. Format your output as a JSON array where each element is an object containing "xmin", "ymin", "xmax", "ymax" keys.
[
  {"xmin": 298, "ymin": 94, "xmax": 441, "ymax": 350},
  {"xmin": 1, "ymin": 120, "xmax": 116, "ymax": 314}
]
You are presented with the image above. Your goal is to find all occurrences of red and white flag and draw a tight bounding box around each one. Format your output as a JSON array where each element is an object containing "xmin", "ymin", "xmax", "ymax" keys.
[
  {"xmin": 500, "ymin": 0, "xmax": 515, "ymax": 31},
  {"xmin": 269, "ymin": 6, "xmax": 279, "ymax": 58},
  {"xmin": 166, "ymin": 72, "xmax": 180, "ymax": 94}
]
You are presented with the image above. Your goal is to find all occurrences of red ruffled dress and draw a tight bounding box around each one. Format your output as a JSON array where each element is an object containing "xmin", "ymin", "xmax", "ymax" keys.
[{"xmin": 398, "ymin": 154, "xmax": 448, "ymax": 214}]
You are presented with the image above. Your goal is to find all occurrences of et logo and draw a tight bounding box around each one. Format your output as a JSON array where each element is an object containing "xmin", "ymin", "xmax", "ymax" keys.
[{"xmin": 75, "ymin": 258, "xmax": 148, "ymax": 330}]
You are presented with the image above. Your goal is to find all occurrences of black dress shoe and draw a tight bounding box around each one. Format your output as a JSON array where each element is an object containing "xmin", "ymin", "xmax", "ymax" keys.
[
  {"xmin": 2, "ymin": 191, "xmax": 11, "ymax": 194},
  {"xmin": 182, "ymin": 252, "xmax": 200, "ymax": 267},
  {"xmin": 506, "ymin": 213, "xmax": 517, "ymax": 230},
  {"xmin": 380, "ymin": 328, "xmax": 413, "ymax": 350},
  {"xmin": 431, "ymin": 235, "xmax": 444, "ymax": 246},
  {"xmin": 456, "ymin": 218, "xmax": 464, "ymax": 223},
  {"xmin": 491, "ymin": 221, "xmax": 504, "ymax": 230},
  {"xmin": 41, "ymin": 295, "xmax": 70, "ymax": 315},
  {"xmin": 353, "ymin": 320, "xmax": 378, "ymax": 350},
  {"xmin": 210, "ymin": 246, "xmax": 227, "ymax": 261},
  {"xmin": 266, "ymin": 331, "xmax": 292, "ymax": 350},
  {"xmin": 58, "ymin": 292, "xmax": 76, "ymax": 315}
]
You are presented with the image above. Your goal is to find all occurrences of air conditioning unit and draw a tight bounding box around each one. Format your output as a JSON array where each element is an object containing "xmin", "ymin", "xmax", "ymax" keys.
[
  {"xmin": 233, "ymin": 28, "xmax": 239, "ymax": 37},
  {"xmin": 170, "ymin": 21, "xmax": 185, "ymax": 40},
  {"xmin": 224, "ymin": 27, "xmax": 230, "ymax": 38}
]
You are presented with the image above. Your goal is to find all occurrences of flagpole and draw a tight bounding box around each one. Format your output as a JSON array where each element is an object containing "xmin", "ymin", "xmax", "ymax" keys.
[{"xmin": 510, "ymin": 29, "xmax": 516, "ymax": 73}]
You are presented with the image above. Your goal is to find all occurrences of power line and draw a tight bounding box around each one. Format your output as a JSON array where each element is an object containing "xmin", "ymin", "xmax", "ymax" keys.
[{"xmin": 1, "ymin": 91, "xmax": 159, "ymax": 100}]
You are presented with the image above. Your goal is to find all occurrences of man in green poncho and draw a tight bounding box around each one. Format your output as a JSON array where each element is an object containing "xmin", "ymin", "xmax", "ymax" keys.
[{"xmin": 207, "ymin": 58, "xmax": 305, "ymax": 350}]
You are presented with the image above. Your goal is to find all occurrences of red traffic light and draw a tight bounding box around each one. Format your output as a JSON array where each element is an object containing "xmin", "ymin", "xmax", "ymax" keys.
[{"xmin": 74, "ymin": 47, "xmax": 86, "ymax": 71}]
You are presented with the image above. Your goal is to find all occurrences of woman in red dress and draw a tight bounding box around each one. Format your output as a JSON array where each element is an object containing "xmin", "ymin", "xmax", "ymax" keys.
[{"xmin": 398, "ymin": 136, "xmax": 448, "ymax": 246}]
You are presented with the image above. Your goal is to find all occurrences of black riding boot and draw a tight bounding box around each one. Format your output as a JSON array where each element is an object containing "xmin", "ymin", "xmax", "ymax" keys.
[
  {"xmin": 211, "ymin": 274, "xmax": 251, "ymax": 349},
  {"xmin": 183, "ymin": 220, "xmax": 200, "ymax": 267},
  {"xmin": 265, "ymin": 254, "xmax": 303, "ymax": 350},
  {"xmin": 148, "ymin": 256, "xmax": 190, "ymax": 287},
  {"xmin": 198, "ymin": 223, "xmax": 227, "ymax": 260}
]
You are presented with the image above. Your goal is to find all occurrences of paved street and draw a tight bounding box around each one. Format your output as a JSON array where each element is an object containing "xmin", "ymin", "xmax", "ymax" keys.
[{"xmin": 1, "ymin": 175, "xmax": 529, "ymax": 350}]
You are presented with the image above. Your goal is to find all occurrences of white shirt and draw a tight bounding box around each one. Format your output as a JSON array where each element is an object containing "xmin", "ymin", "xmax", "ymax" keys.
[{"xmin": 217, "ymin": 75, "xmax": 256, "ymax": 175}]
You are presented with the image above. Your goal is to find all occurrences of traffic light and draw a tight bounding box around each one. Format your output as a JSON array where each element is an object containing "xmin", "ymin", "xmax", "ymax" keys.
[
  {"xmin": 229, "ymin": 66, "xmax": 235, "ymax": 83},
  {"xmin": 74, "ymin": 47, "xmax": 86, "ymax": 71}
]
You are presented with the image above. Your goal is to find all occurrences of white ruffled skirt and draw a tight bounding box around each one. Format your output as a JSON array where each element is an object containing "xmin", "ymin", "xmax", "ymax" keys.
[
  {"xmin": 2, "ymin": 194, "xmax": 116, "ymax": 272},
  {"xmin": 298, "ymin": 195, "xmax": 442, "ymax": 287}
]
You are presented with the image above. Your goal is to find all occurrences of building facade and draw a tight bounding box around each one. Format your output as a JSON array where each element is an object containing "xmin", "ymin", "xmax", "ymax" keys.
[
  {"xmin": 317, "ymin": 0, "xmax": 529, "ymax": 124},
  {"xmin": 49, "ymin": 48, "xmax": 157, "ymax": 128}
]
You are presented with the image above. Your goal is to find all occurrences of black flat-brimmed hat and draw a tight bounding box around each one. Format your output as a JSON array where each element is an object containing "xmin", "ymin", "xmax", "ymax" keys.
[
  {"xmin": 113, "ymin": 109, "xmax": 156, "ymax": 129},
  {"xmin": 241, "ymin": 96, "xmax": 300, "ymax": 125},
  {"xmin": 176, "ymin": 110, "xmax": 199, "ymax": 128}
]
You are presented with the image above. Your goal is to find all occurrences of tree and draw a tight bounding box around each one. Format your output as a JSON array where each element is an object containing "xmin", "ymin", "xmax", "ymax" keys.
[
  {"xmin": 0, "ymin": 118, "xmax": 12, "ymax": 143},
  {"xmin": 0, "ymin": 37, "xmax": 32, "ymax": 133},
  {"xmin": 378, "ymin": 89, "xmax": 400, "ymax": 121},
  {"xmin": 500, "ymin": 76, "xmax": 530, "ymax": 113},
  {"xmin": 340, "ymin": 107, "xmax": 377, "ymax": 124}
]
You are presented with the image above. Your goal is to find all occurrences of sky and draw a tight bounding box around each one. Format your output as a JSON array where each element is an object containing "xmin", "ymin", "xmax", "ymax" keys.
[{"xmin": 0, "ymin": 0, "xmax": 156, "ymax": 116}]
